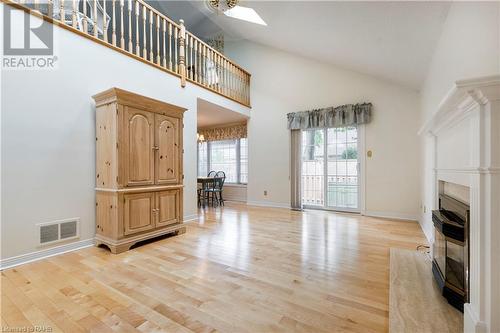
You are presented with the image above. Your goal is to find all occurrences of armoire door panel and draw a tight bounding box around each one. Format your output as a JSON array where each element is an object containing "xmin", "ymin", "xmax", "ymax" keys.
[
  {"xmin": 123, "ymin": 192, "xmax": 155, "ymax": 236},
  {"xmin": 123, "ymin": 107, "xmax": 155, "ymax": 186},
  {"xmin": 156, "ymin": 190, "xmax": 180, "ymax": 227},
  {"xmin": 155, "ymin": 114, "xmax": 180, "ymax": 184}
]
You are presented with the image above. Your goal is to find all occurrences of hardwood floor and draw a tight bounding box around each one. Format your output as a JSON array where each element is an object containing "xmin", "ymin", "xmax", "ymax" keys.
[{"xmin": 1, "ymin": 203, "xmax": 426, "ymax": 333}]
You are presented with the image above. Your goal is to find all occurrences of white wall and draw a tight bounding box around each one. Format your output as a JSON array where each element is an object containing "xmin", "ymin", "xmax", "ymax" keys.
[
  {"xmin": 0, "ymin": 4, "xmax": 249, "ymax": 261},
  {"xmin": 225, "ymin": 41, "xmax": 421, "ymax": 218},
  {"xmin": 419, "ymin": 1, "xmax": 500, "ymax": 241}
]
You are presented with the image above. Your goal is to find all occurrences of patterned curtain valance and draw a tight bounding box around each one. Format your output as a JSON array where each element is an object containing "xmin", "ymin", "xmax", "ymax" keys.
[
  {"xmin": 287, "ymin": 103, "xmax": 372, "ymax": 130},
  {"xmin": 198, "ymin": 123, "xmax": 247, "ymax": 142}
]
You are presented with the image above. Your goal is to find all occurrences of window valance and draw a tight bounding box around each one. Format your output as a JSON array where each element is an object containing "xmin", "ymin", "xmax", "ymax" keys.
[
  {"xmin": 287, "ymin": 103, "xmax": 372, "ymax": 130},
  {"xmin": 198, "ymin": 123, "xmax": 247, "ymax": 142}
]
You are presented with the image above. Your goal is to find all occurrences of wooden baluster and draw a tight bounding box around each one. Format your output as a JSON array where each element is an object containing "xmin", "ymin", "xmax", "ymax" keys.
[
  {"xmin": 72, "ymin": 0, "xmax": 77, "ymax": 28},
  {"xmin": 235, "ymin": 67, "xmax": 239, "ymax": 100},
  {"xmin": 241, "ymin": 71, "xmax": 246, "ymax": 103},
  {"xmin": 223, "ymin": 57, "xmax": 227, "ymax": 94},
  {"xmin": 102, "ymin": 0, "xmax": 107, "ymax": 41},
  {"xmin": 185, "ymin": 35, "xmax": 189, "ymax": 79},
  {"xmin": 135, "ymin": 1, "xmax": 139, "ymax": 56},
  {"xmin": 231, "ymin": 64, "xmax": 235, "ymax": 98},
  {"xmin": 208, "ymin": 50, "xmax": 212, "ymax": 87},
  {"xmin": 127, "ymin": 0, "xmax": 132, "ymax": 50},
  {"xmin": 226, "ymin": 60, "xmax": 230, "ymax": 96},
  {"xmin": 93, "ymin": 0, "xmax": 98, "ymax": 37},
  {"xmin": 212, "ymin": 51, "xmax": 216, "ymax": 89},
  {"xmin": 215, "ymin": 53, "xmax": 219, "ymax": 92},
  {"xmin": 237, "ymin": 68, "xmax": 241, "ymax": 101},
  {"xmin": 198, "ymin": 41, "xmax": 202, "ymax": 83},
  {"xmin": 168, "ymin": 23, "xmax": 172, "ymax": 70},
  {"xmin": 217, "ymin": 54, "xmax": 222, "ymax": 93},
  {"xmin": 213, "ymin": 51, "xmax": 216, "ymax": 88},
  {"xmin": 194, "ymin": 40, "xmax": 201, "ymax": 83},
  {"xmin": 241, "ymin": 72, "xmax": 245, "ymax": 103},
  {"xmin": 83, "ymin": 0, "xmax": 88, "ymax": 33},
  {"xmin": 142, "ymin": 6, "xmax": 147, "ymax": 59},
  {"xmin": 246, "ymin": 74, "xmax": 250, "ymax": 105},
  {"xmin": 178, "ymin": 19, "xmax": 186, "ymax": 87},
  {"xmin": 149, "ymin": 10, "xmax": 153, "ymax": 61},
  {"xmin": 185, "ymin": 34, "xmax": 189, "ymax": 78},
  {"xmin": 60, "ymin": 0, "xmax": 65, "ymax": 23},
  {"xmin": 226, "ymin": 61, "xmax": 230, "ymax": 96},
  {"xmin": 193, "ymin": 40, "xmax": 197, "ymax": 82},
  {"xmin": 200, "ymin": 44, "xmax": 204, "ymax": 85},
  {"xmin": 187, "ymin": 33, "xmax": 191, "ymax": 79},
  {"xmin": 111, "ymin": 0, "xmax": 116, "ymax": 45},
  {"xmin": 174, "ymin": 26, "xmax": 178, "ymax": 73},
  {"xmin": 186, "ymin": 34, "xmax": 190, "ymax": 79},
  {"xmin": 156, "ymin": 15, "xmax": 160, "ymax": 65},
  {"xmin": 119, "ymin": 0, "xmax": 124, "ymax": 48},
  {"xmin": 239, "ymin": 69, "xmax": 243, "ymax": 102},
  {"xmin": 162, "ymin": 19, "xmax": 166, "ymax": 68},
  {"xmin": 48, "ymin": 0, "xmax": 53, "ymax": 18},
  {"xmin": 229, "ymin": 64, "xmax": 233, "ymax": 98},
  {"xmin": 204, "ymin": 45, "xmax": 208, "ymax": 86},
  {"xmin": 221, "ymin": 55, "xmax": 225, "ymax": 93},
  {"xmin": 189, "ymin": 36, "xmax": 194, "ymax": 80},
  {"xmin": 237, "ymin": 67, "xmax": 241, "ymax": 101},
  {"xmin": 198, "ymin": 43, "xmax": 202, "ymax": 84}
]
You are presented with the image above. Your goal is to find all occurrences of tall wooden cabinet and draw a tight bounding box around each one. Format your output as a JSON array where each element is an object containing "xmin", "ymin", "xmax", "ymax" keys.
[{"xmin": 93, "ymin": 88, "xmax": 186, "ymax": 253}]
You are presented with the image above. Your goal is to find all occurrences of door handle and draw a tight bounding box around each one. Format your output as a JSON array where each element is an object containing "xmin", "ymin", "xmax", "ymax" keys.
[{"xmin": 152, "ymin": 146, "xmax": 159, "ymax": 150}]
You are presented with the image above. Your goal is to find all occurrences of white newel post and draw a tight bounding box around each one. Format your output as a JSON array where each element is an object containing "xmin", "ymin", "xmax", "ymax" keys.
[{"xmin": 419, "ymin": 76, "xmax": 500, "ymax": 333}]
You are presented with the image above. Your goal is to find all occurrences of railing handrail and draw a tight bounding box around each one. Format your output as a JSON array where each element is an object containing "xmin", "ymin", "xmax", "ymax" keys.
[{"xmin": 2, "ymin": 0, "xmax": 251, "ymax": 107}]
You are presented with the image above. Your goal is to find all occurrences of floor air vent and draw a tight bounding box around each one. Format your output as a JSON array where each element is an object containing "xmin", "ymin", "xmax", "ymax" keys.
[{"xmin": 38, "ymin": 218, "xmax": 80, "ymax": 245}]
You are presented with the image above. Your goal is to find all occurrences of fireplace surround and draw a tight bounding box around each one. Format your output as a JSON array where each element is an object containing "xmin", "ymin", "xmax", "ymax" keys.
[{"xmin": 419, "ymin": 75, "xmax": 500, "ymax": 333}]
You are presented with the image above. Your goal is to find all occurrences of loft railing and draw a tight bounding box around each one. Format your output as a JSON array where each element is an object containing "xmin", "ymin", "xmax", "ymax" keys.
[{"xmin": 4, "ymin": 0, "xmax": 251, "ymax": 107}]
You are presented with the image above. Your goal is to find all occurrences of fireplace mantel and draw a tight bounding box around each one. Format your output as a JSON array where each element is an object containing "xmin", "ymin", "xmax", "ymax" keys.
[{"xmin": 419, "ymin": 75, "xmax": 500, "ymax": 333}]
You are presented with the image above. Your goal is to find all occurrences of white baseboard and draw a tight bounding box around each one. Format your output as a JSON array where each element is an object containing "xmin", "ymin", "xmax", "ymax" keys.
[
  {"xmin": 246, "ymin": 200, "xmax": 290, "ymax": 209},
  {"xmin": 362, "ymin": 210, "xmax": 418, "ymax": 222},
  {"xmin": 464, "ymin": 303, "xmax": 487, "ymax": 333},
  {"xmin": 0, "ymin": 238, "xmax": 94, "ymax": 270}
]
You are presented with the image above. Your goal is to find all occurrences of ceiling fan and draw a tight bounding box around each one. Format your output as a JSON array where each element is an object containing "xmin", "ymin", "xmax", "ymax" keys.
[{"xmin": 206, "ymin": 0, "xmax": 267, "ymax": 26}]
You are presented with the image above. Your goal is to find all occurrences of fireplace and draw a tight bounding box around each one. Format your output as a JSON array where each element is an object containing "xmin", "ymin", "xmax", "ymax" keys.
[{"xmin": 432, "ymin": 193, "xmax": 469, "ymax": 312}]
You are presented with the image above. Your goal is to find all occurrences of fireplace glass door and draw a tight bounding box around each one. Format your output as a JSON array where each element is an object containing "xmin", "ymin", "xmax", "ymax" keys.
[
  {"xmin": 434, "ymin": 228, "xmax": 446, "ymax": 278},
  {"xmin": 446, "ymin": 239, "xmax": 465, "ymax": 292}
]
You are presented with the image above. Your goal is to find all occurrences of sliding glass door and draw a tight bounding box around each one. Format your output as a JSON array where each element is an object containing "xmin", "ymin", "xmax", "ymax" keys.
[
  {"xmin": 301, "ymin": 129, "xmax": 325, "ymax": 207},
  {"xmin": 301, "ymin": 127, "xmax": 360, "ymax": 212}
]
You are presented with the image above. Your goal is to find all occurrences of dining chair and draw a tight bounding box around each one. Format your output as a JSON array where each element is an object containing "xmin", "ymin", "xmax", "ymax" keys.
[
  {"xmin": 205, "ymin": 171, "xmax": 225, "ymax": 206},
  {"xmin": 207, "ymin": 171, "xmax": 216, "ymax": 177}
]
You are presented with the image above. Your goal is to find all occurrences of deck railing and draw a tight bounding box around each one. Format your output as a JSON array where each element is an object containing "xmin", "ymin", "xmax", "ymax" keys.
[{"xmin": 4, "ymin": 0, "xmax": 251, "ymax": 106}]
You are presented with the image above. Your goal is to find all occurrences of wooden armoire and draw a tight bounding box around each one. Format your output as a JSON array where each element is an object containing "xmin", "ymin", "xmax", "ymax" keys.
[{"xmin": 93, "ymin": 88, "xmax": 186, "ymax": 253}]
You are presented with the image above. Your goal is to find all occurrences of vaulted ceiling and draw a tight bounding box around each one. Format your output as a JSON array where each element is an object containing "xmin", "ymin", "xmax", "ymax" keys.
[{"xmin": 149, "ymin": 1, "xmax": 451, "ymax": 89}]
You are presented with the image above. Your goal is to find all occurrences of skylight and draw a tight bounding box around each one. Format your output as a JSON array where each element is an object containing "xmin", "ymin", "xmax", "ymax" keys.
[{"xmin": 224, "ymin": 6, "xmax": 267, "ymax": 26}]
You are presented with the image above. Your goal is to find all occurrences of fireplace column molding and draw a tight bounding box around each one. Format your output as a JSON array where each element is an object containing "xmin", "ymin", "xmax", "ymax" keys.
[{"xmin": 419, "ymin": 75, "xmax": 500, "ymax": 333}]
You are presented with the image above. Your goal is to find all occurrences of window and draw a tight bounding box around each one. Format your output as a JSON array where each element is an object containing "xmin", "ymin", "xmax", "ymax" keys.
[{"xmin": 198, "ymin": 138, "xmax": 248, "ymax": 184}]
